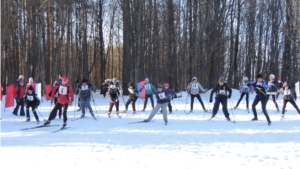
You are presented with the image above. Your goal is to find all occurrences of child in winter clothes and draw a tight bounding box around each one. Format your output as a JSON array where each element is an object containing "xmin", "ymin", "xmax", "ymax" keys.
[
  {"xmin": 123, "ymin": 82, "xmax": 138, "ymax": 114},
  {"xmin": 209, "ymin": 77, "xmax": 232, "ymax": 121},
  {"xmin": 12, "ymin": 79, "xmax": 26, "ymax": 116},
  {"xmin": 140, "ymin": 78, "xmax": 157, "ymax": 111},
  {"xmin": 234, "ymin": 76, "xmax": 253, "ymax": 110},
  {"xmin": 266, "ymin": 74, "xmax": 280, "ymax": 112},
  {"xmin": 187, "ymin": 77, "xmax": 207, "ymax": 113},
  {"xmin": 77, "ymin": 78, "xmax": 95, "ymax": 118},
  {"xmin": 108, "ymin": 78, "xmax": 121, "ymax": 117},
  {"xmin": 24, "ymin": 86, "xmax": 40, "ymax": 123},
  {"xmin": 275, "ymin": 82, "xmax": 300, "ymax": 118},
  {"xmin": 249, "ymin": 74, "xmax": 271, "ymax": 125},
  {"xmin": 44, "ymin": 76, "xmax": 74, "ymax": 127},
  {"xmin": 144, "ymin": 84, "xmax": 177, "ymax": 125},
  {"xmin": 26, "ymin": 77, "xmax": 36, "ymax": 92}
]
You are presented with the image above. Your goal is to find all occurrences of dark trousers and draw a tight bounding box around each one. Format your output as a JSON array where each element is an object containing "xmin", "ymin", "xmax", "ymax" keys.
[
  {"xmin": 26, "ymin": 102, "xmax": 39, "ymax": 120},
  {"xmin": 236, "ymin": 92, "xmax": 249, "ymax": 108},
  {"xmin": 13, "ymin": 99, "xmax": 25, "ymax": 116},
  {"xmin": 252, "ymin": 95, "xmax": 271, "ymax": 122},
  {"xmin": 48, "ymin": 103, "xmax": 69, "ymax": 123},
  {"xmin": 143, "ymin": 94, "xmax": 154, "ymax": 109},
  {"xmin": 268, "ymin": 95, "xmax": 279, "ymax": 109},
  {"xmin": 282, "ymin": 99, "xmax": 300, "ymax": 114},
  {"xmin": 212, "ymin": 97, "xmax": 230, "ymax": 118},
  {"xmin": 54, "ymin": 97, "xmax": 62, "ymax": 118},
  {"xmin": 125, "ymin": 96, "xmax": 138, "ymax": 111},
  {"xmin": 190, "ymin": 94, "xmax": 206, "ymax": 110},
  {"xmin": 109, "ymin": 98, "xmax": 119, "ymax": 112}
]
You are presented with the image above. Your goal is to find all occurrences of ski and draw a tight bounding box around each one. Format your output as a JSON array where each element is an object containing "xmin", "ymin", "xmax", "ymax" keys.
[
  {"xmin": 108, "ymin": 113, "xmax": 121, "ymax": 118},
  {"xmin": 128, "ymin": 120, "xmax": 155, "ymax": 124},
  {"xmin": 20, "ymin": 124, "xmax": 60, "ymax": 130},
  {"xmin": 71, "ymin": 117, "xmax": 84, "ymax": 121},
  {"xmin": 52, "ymin": 127, "xmax": 71, "ymax": 133},
  {"xmin": 15, "ymin": 121, "xmax": 39, "ymax": 124}
]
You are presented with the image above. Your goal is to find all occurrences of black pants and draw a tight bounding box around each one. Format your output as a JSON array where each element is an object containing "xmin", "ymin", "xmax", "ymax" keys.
[
  {"xmin": 282, "ymin": 99, "xmax": 300, "ymax": 114},
  {"xmin": 48, "ymin": 103, "xmax": 69, "ymax": 123},
  {"xmin": 236, "ymin": 92, "xmax": 249, "ymax": 108},
  {"xmin": 125, "ymin": 96, "xmax": 138, "ymax": 111},
  {"xmin": 212, "ymin": 97, "xmax": 230, "ymax": 118},
  {"xmin": 252, "ymin": 95, "xmax": 271, "ymax": 122},
  {"xmin": 190, "ymin": 94, "xmax": 206, "ymax": 110},
  {"xmin": 143, "ymin": 94, "xmax": 154, "ymax": 109},
  {"xmin": 268, "ymin": 95, "xmax": 279, "ymax": 109},
  {"xmin": 54, "ymin": 97, "xmax": 62, "ymax": 117},
  {"xmin": 13, "ymin": 99, "xmax": 25, "ymax": 116},
  {"xmin": 109, "ymin": 98, "xmax": 119, "ymax": 112},
  {"xmin": 26, "ymin": 102, "xmax": 39, "ymax": 120}
]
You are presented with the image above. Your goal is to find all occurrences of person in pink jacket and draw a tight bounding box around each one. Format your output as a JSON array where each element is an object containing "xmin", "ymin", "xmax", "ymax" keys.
[
  {"xmin": 234, "ymin": 76, "xmax": 253, "ymax": 111},
  {"xmin": 26, "ymin": 77, "xmax": 36, "ymax": 92}
]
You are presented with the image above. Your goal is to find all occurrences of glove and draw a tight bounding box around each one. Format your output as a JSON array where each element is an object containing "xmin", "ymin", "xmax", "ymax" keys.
[
  {"xmin": 174, "ymin": 95, "xmax": 178, "ymax": 98},
  {"xmin": 69, "ymin": 101, "xmax": 73, "ymax": 106},
  {"xmin": 209, "ymin": 99, "xmax": 213, "ymax": 103},
  {"xmin": 14, "ymin": 97, "xmax": 20, "ymax": 102}
]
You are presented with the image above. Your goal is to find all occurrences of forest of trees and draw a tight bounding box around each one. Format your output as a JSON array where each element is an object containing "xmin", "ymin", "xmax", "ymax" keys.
[{"xmin": 1, "ymin": 0, "xmax": 300, "ymax": 94}]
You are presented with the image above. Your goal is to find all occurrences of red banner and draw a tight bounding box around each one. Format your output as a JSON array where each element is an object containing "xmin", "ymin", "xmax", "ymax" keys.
[
  {"xmin": 45, "ymin": 84, "xmax": 52, "ymax": 100},
  {"xmin": 5, "ymin": 84, "xmax": 15, "ymax": 108}
]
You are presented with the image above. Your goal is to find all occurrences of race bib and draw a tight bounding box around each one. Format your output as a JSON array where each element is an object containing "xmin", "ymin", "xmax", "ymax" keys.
[
  {"xmin": 110, "ymin": 85, "xmax": 116, "ymax": 89},
  {"xmin": 128, "ymin": 88, "xmax": 135, "ymax": 94},
  {"xmin": 192, "ymin": 84, "xmax": 198, "ymax": 89},
  {"xmin": 256, "ymin": 82, "xmax": 262, "ymax": 86},
  {"xmin": 59, "ymin": 86, "xmax": 68, "ymax": 95},
  {"xmin": 144, "ymin": 84, "xmax": 151, "ymax": 90},
  {"xmin": 284, "ymin": 90, "xmax": 291, "ymax": 95},
  {"xmin": 27, "ymin": 96, "xmax": 34, "ymax": 101},
  {"xmin": 81, "ymin": 85, "xmax": 89, "ymax": 90},
  {"xmin": 219, "ymin": 89, "xmax": 226, "ymax": 95},
  {"xmin": 158, "ymin": 92, "xmax": 166, "ymax": 99}
]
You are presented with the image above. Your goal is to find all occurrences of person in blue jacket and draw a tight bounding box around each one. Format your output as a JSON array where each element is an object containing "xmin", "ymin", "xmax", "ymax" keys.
[
  {"xmin": 249, "ymin": 74, "xmax": 271, "ymax": 125},
  {"xmin": 143, "ymin": 84, "xmax": 177, "ymax": 125},
  {"xmin": 140, "ymin": 78, "xmax": 157, "ymax": 111}
]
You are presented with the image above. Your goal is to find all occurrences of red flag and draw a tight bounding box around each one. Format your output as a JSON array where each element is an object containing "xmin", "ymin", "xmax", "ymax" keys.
[
  {"xmin": 45, "ymin": 84, "xmax": 52, "ymax": 100},
  {"xmin": 136, "ymin": 80, "xmax": 146, "ymax": 99},
  {"xmin": 0, "ymin": 84, "xmax": 2, "ymax": 101},
  {"xmin": 5, "ymin": 84, "xmax": 15, "ymax": 108}
]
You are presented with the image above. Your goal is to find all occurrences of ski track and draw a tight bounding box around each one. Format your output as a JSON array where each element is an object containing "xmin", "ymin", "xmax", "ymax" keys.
[{"xmin": 1, "ymin": 90, "xmax": 300, "ymax": 169}]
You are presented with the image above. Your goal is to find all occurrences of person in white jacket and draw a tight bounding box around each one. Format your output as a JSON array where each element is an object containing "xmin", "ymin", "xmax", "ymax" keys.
[{"xmin": 186, "ymin": 77, "xmax": 208, "ymax": 113}]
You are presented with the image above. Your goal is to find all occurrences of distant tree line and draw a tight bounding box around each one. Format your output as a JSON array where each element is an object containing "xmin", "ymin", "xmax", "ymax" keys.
[{"xmin": 1, "ymin": 0, "xmax": 300, "ymax": 94}]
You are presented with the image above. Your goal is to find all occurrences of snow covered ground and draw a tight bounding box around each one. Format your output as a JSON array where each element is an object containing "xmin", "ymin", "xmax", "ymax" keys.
[{"xmin": 1, "ymin": 89, "xmax": 300, "ymax": 169}]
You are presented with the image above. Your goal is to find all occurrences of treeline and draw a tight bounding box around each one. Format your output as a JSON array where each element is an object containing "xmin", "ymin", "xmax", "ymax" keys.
[{"xmin": 1, "ymin": 0, "xmax": 300, "ymax": 94}]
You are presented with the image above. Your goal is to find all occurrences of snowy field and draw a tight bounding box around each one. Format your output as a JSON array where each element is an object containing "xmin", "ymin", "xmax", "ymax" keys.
[{"xmin": 1, "ymin": 89, "xmax": 300, "ymax": 169}]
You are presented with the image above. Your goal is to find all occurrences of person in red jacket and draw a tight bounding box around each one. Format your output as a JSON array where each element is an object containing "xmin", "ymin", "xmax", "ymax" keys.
[
  {"xmin": 12, "ymin": 79, "xmax": 26, "ymax": 116},
  {"xmin": 44, "ymin": 76, "xmax": 74, "ymax": 127}
]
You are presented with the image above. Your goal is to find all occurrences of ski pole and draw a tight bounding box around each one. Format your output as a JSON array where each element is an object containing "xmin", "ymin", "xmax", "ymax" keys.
[
  {"xmin": 91, "ymin": 94, "xmax": 100, "ymax": 117},
  {"xmin": 184, "ymin": 93, "xmax": 190, "ymax": 113},
  {"xmin": 202, "ymin": 92, "xmax": 212, "ymax": 118},
  {"xmin": 36, "ymin": 109, "xmax": 46, "ymax": 121},
  {"xmin": 172, "ymin": 99, "xmax": 177, "ymax": 111},
  {"xmin": 228, "ymin": 98, "xmax": 236, "ymax": 121}
]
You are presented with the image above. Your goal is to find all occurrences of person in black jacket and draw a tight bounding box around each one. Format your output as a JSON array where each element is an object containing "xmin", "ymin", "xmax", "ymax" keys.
[
  {"xmin": 107, "ymin": 78, "xmax": 121, "ymax": 117},
  {"xmin": 122, "ymin": 82, "xmax": 138, "ymax": 114},
  {"xmin": 275, "ymin": 82, "xmax": 300, "ymax": 118},
  {"xmin": 24, "ymin": 86, "xmax": 41, "ymax": 123},
  {"xmin": 76, "ymin": 78, "xmax": 95, "ymax": 118},
  {"xmin": 209, "ymin": 77, "xmax": 232, "ymax": 121}
]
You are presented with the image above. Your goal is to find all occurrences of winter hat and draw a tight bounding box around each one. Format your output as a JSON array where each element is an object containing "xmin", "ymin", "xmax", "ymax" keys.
[
  {"xmin": 192, "ymin": 77, "xmax": 197, "ymax": 81},
  {"xmin": 113, "ymin": 78, "xmax": 117, "ymax": 83},
  {"xmin": 82, "ymin": 78, "xmax": 88, "ymax": 83},
  {"xmin": 278, "ymin": 77, "xmax": 282, "ymax": 82},
  {"xmin": 218, "ymin": 77, "xmax": 225, "ymax": 82},
  {"xmin": 256, "ymin": 74, "xmax": 263, "ymax": 79},
  {"xmin": 283, "ymin": 82, "xmax": 288, "ymax": 87},
  {"xmin": 157, "ymin": 84, "xmax": 163, "ymax": 88},
  {"xmin": 19, "ymin": 75, "xmax": 24, "ymax": 79},
  {"xmin": 243, "ymin": 76, "xmax": 248, "ymax": 81},
  {"xmin": 164, "ymin": 82, "xmax": 169, "ymax": 86},
  {"xmin": 145, "ymin": 78, "xmax": 149, "ymax": 82},
  {"xmin": 28, "ymin": 86, "xmax": 34, "ymax": 91},
  {"xmin": 62, "ymin": 76, "xmax": 68, "ymax": 82},
  {"xmin": 128, "ymin": 82, "xmax": 134, "ymax": 88},
  {"xmin": 269, "ymin": 74, "xmax": 275, "ymax": 79},
  {"xmin": 29, "ymin": 77, "xmax": 33, "ymax": 82}
]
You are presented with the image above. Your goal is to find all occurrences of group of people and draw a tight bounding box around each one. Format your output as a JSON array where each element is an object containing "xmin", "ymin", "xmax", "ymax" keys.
[{"xmin": 11, "ymin": 73, "xmax": 300, "ymax": 127}]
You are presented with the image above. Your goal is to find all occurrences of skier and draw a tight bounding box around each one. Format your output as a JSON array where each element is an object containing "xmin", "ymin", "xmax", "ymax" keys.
[
  {"xmin": 100, "ymin": 79, "xmax": 109, "ymax": 98},
  {"xmin": 160, "ymin": 82, "xmax": 181, "ymax": 114},
  {"xmin": 107, "ymin": 78, "xmax": 121, "ymax": 117},
  {"xmin": 122, "ymin": 82, "xmax": 138, "ymax": 114},
  {"xmin": 77, "ymin": 78, "xmax": 95, "ymax": 118},
  {"xmin": 186, "ymin": 77, "xmax": 208, "ymax": 113},
  {"xmin": 275, "ymin": 82, "xmax": 300, "ymax": 118},
  {"xmin": 209, "ymin": 77, "xmax": 232, "ymax": 121},
  {"xmin": 12, "ymin": 79, "xmax": 26, "ymax": 116},
  {"xmin": 44, "ymin": 76, "xmax": 74, "ymax": 127},
  {"xmin": 24, "ymin": 86, "xmax": 40, "ymax": 123},
  {"xmin": 266, "ymin": 74, "xmax": 280, "ymax": 112},
  {"xmin": 249, "ymin": 74, "xmax": 271, "ymax": 125},
  {"xmin": 26, "ymin": 77, "xmax": 36, "ymax": 92},
  {"xmin": 143, "ymin": 84, "xmax": 177, "ymax": 125},
  {"xmin": 140, "ymin": 78, "xmax": 157, "ymax": 111},
  {"xmin": 234, "ymin": 76, "xmax": 253, "ymax": 111}
]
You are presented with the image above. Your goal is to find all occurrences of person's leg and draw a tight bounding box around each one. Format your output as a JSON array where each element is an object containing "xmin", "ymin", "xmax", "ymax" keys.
[
  {"xmin": 261, "ymin": 96, "xmax": 271, "ymax": 123},
  {"xmin": 146, "ymin": 103, "xmax": 162, "ymax": 121},
  {"xmin": 190, "ymin": 95, "xmax": 195, "ymax": 111},
  {"xmin": 19, "ymin": 99, "xmax": 25, "ymax": 116},
  {"xmin": 211, "ymin": 97, "xmax": 221, "ymax": 117},
  {"xmin": 252, "ymin": 96, "xmax": 260, "ymax": 119},
  {"xmin": 25, "ymin": 103, "xmax": 31, "ymax": 120},
  {"xmin": 162, "ymin": 102, "xmax": 169, "ymax": 123},
  {"xmin": 245, "ymin": 93, "xmax": 249, "ymax": 109},
  {"xmin": 12, "ymin": 101, "xmax": 21, "ymax": 115},
  {"xmin": 289, "ymin": 99, "xmax": 300, "ymax": 114},
  {"xmin": 195, "ymin": 94, "xmax": 206, "ymax": 110},
  {"xmin": 132, "ymin": 97, "xmax": 138, "ymax": 112},
  {"xmin": 80, "ymin": 100, "xmax": 86, "ymax": 117},
  {"xmin": 167, "ymin": 102, "xmax": 172, "ymax": 113},
  {"xmin": 149, "ymin": 94, "xmax": 154, "ymax": 108},
  {"xmin": 281, "ymin": 100, "xmax": 288, "ymax": 115},
  {"xmin": 143, "ymin": 95, "xmax": 149, "ymax": 110},
  {"xmin": 236, "ymin": 93, "xmax": 245, "ymax": 108},
  {"xmin": 221, "ymin": 98, "xmax": 230, "ymax": 119},
  {"xmin": 62, "ymin": 104, "xmax": 69, "ymax": 124}
]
